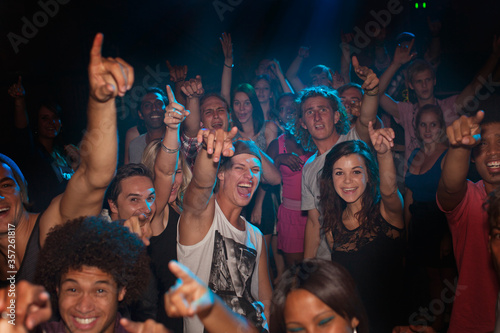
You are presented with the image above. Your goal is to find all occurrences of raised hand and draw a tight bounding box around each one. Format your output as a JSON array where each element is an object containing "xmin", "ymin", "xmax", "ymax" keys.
[
  {"xmin": 275, "ymin": 153, "xmax": 304, "ymax": 172},
  {"xmin": 88, "ymin": 33, "xmax": 134, "ymax": 102},
  {"xmin": 121, "ymin": 318, "xmax": 171, "ymax": 333},
  {"xmin": 197, "ymin": 127, "xmax": 238, "ymax": 163},
  {"xmin": 329, "ymin": 69, "xmax": 345, "ymax": 89},
  {"xmin": 220, "ymin": 32, "xmax": 233, "ymax": 65},
  {"xmin": 298, "ymin": 46, "xmax": 310, "ymax": 58},
  {"xmin": 446, "ymin": 110, "xmax": 484, "ymax": 147},
  {"xmin": 166, "ymin": 60, "xmax": 188, "ymax": 83},
  {"xmin": 181, "ymin": 75, "xmax": 204, "ymax": 99},
  {"xmin": 393, "ymin": 39, "xmax": 417, "ymax": 66},
  {"xmin": 164, "ymin": 85, "xmax": 190, "ymax": 130},
  {"xmin": 352, "ymin": 56, "xmax": 379, "ymax": 92},
  {"xmin": 164, "ymin": 260, "xmax": 215, "ymax": 318},
  {"xmin": 368, "ymin": 121, "xmax": 395, "ymax": 155},
  {"xmin": 268, "ymin": 59, "xmax": 285, "ymax": 77},
  {"xmin": 7, "ymin": 76, "xmax": 25, "ymax": 99},
  {"xmin": 0, "ymin": 281, "xmax": 51, "ymax": 331},
  {"xmin": 122, "ymin": 215, "xmax": 153, "ymax": 246}
]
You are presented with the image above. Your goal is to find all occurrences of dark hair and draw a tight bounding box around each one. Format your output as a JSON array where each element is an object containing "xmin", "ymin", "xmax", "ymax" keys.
[
  {"xmin": 272, "ymin": 93, "xmax": 298, "ymax": 134},
  {"xmin": 0, "ymin": 154, "xmax": 29, "ymax": 208},
  {"xmin": 319, "ymin": 140, "xmax": 381, "ymax": 237},
  {"xmin": 35, "ymin": 216, "xmax": 149, "ymax": 309},
  {"xmin": 488, "ymin": 188, "xmax": 500, "ymax": 232},
  {"xmin": 231, "ymin": 83, "xmax": 265, "ymax": 134},
  {"xmin": 309, "ymin": 64, "xmax": 332, "ymax": 81},
  {"xmin": 138, "ymin": 87, "xmax": 169, "ymax": 115},
  {"xmin": 270, "ymin": 258, "xmax": 368, "ymax": 333},
  {"xmin": 407, "ymin": 59, "xmax": 435, "ymax": 83},
  {"xmin": 105, "ymin": 163, "xmax": 153, "ymax": 204},
  {"xmin": 253, "ymin": 74, "xmax": 278, "ymax": 109},
  {"xmin": 337, "ymin": 83, "xmax": 364, "ymax": 97},
  {"xmin": 414, "ymin": 104, "xmax": 447, "ymax": 145},
  {"xmin": 294, "ymin": 87, "xmax": 350, "ymax": 151}
]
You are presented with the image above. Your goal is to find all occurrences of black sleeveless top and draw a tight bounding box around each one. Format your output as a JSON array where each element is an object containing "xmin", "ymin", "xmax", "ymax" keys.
[
  {"xmin": 331, "ymin": 217, "xmax": 405, "ymax": 333},
  {"xmin": 147, "ymin": 205, "xmax": 182, "ymax": 332}
]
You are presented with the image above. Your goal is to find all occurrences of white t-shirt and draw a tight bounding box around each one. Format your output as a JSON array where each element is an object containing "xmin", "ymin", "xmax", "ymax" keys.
[{"xmin": 177, "ymin": 200, "xmax": 268, "ymax": 333}]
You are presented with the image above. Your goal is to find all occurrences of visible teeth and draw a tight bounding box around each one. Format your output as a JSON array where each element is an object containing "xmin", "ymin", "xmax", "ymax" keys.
[
  {"xmin": 74, "ymin": 317, "xmax": 96, "ymax": 324},
  {"xmin": 0, "ymin": 208, "xmax": 9, "ymax": 212},
  {"xmin": 487, "ymin": 161, "xmax": 500, "ymax": 168},
  {"xmin": 238, "ymin": 184, "xmax": 252, "ymax": 188}
]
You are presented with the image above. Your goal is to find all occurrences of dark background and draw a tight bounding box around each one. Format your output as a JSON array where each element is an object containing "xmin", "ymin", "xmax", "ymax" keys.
[{"xmin": 1, "ymin": 0, "xmax": 499, "ymax": 162}]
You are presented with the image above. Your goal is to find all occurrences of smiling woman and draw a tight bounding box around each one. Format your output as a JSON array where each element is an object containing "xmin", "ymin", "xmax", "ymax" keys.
[{"xmin": 319, "ymin": 133, "xmax": 405, "ymax": 332}]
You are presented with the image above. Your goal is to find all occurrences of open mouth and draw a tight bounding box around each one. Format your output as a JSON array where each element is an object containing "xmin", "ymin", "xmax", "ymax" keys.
[
  {"xmin": 314, "ymin": 124, "xmax": 324, "ymax": 130},
  {"xmin": 237, "ymin": 183, "xmax": 252, "ymax": 197},
  {"xmin": 74, "ymin": 317, "xmax": 97, "ymax": 325},
  {"xmin": 342, "ymin": 187, "xmax": 357, "ymax": 194},
  {"xmin": 486, "ymin": 160, "xmax": 500, "ymax": 172},
  {"xmin": 0, "ymin": 207, "xmax": 10, "ymax": 217},
  {"xmin": 212, "ymin": 122, "xmax": 223, "ymax": 129}
]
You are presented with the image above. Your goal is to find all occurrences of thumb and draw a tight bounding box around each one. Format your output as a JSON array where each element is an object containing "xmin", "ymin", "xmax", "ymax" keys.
[
  {"xmin": 120, "ymin": 318, "xmax": 142, "ymax": 333},
  {"xmin": 352, "ymin": 55, "xmax": 359, "ymax": 68}
]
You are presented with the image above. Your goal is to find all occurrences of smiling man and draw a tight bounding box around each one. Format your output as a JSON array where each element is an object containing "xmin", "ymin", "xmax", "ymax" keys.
[
  {"xmin": 128, "ymin": 88, "xmax": 168, "ymax": 164},
  {"xmin": 437, "ymin": 103, "xmax": 500, "ymax": 333},
  {"xmin": 35, "ymin": 216, "xmax": 149, "ymax": 333},
  {"xmin": 178, "ymin": 130, "xmax": 273, "ymax": 333},
  {"xmin": 0, "ymin": 33, "xmax": 133, "ymax": 287}
]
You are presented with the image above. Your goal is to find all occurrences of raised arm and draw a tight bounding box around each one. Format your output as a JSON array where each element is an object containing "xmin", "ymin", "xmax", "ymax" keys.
[
  {"xmin": 269, "ymin": 59, "xmax": 294, "ymax": 93},
  {"xmin": 179, "ymin": 127, "xmax": 238, "ymax": 245},
  {"xmin": 369, "ymin": 122, "xmax": 404, "ymax": 228},
  {"xmin": 181, "ymin": 75, "xmax": 204, "ymax": 138},
  {"xmin": 455, "ymin": 36, "xmax": 500, "ymax": 113},
  {"xmin": 437, "ymin": 111, "xmax": 484, "ymax": 211},
  {"xmin": 286, "ymin": 46, "xmax": 308, "ymax": 92},
  {"xmin": 378, "ymin": 39, "xmax": 417, "ymax": 120},
  {"xmin": 8, "ymin": 76, "xmax": 28, "ymax": 129},
  {"xmin": 339, "ymin": 31, "xmax": 354, "ymax": 84},
  {"xmin": 220, "ymin": 32, "xmax": 233, "ymax": 104},
  {"xmin": 166, "ymin": 60, "xmax": 188, "ymax": 107},
  {"xmin": 352, "ymin": 56, "xmax": 380, "ymax": 144},
  {"xmin": 153, "ymin": 86, "xmax": 190, "ymax": 220},
  {"xmin": 40, "ymin": 33, "xmax": 134, "ymax": 244}
]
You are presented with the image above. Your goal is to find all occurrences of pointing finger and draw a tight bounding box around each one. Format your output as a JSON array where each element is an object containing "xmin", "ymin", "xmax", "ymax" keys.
[
  {"xmin": 90, "ymin": 33, "xmax": 104, "ymax": 66},
  {"xmin": 166, "ymin": 85, "xmax": 177, "ymax": 104}
]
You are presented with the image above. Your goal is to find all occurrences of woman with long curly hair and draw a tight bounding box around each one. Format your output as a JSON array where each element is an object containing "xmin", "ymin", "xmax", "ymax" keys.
[{"xmin": 319, "ymin": 123, "xmax": 405, "ymax": 333}]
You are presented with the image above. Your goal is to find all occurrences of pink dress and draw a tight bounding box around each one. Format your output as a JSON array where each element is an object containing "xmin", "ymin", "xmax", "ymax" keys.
[{"xmin": 276, "ymin": 134, "xmax": 313, "ymax": 253}]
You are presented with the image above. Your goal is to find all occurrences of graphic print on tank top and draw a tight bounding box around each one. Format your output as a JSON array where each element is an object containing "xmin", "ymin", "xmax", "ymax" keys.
[{"xmin": 207, "ymin": 231, "xmax": 268, "ymax": 333}]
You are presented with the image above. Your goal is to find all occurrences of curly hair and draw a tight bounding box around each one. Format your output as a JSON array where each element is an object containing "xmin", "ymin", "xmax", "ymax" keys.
[
  {"xmin": 231, "ymin": 83, "xmax": 265, "ymax": 135},
  {"xmin": 270, "ymin": 258, "xmax": 368, "ymax": 333},
  {"xmin": 294, "ymin": 87, "xmax": 349, "ymax": 152},
  {"xmin": 319, "ymin": 140, "xmax": 381, "ymax": 238},
  {"xmin": 35, "ymin": 216, "xmax": 149, "ymax": 311}
]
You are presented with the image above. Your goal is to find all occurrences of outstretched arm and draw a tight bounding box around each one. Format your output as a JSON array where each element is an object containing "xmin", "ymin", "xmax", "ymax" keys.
[
  {"xmin": 352, "ymin": 56, "xmax": 379, "ymax": 144},
  {"xmin": 165, "ymin": 261, "xmax": 259, "ymax": 333},
  {"xmin": 303, "ymin": 208, "xmax": 321, "ymax": 258},
  {"xmin": 455, "ymin": 36, "xmax": 500, "ymax": 113},
  {"xmin": 437, "ymin": 111, "xmax": 484, "ymax": 211},
  {"xmin": 286, "ymin": 46, "xmax": 308, "ymax": 92},
  {"xmin": 166, "ymin": 60, "xmax": 188, "ymax": 107},
  {"xmin": 40, "ymin": 33, "xmax": 134, "ymax": 244},
  {"xmin": 220, "ymin": 32, "xmax": 233, "ymax": 105},
  {"xmin": 369, "ymin": 122, "xmax": 404, "ymax": 228},
  {"xmin": 179, "ymin": 127, "xmax": 238, "ymax": 245}
]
